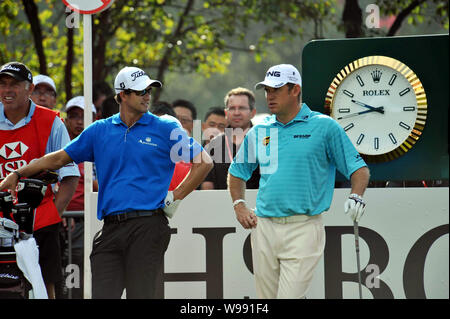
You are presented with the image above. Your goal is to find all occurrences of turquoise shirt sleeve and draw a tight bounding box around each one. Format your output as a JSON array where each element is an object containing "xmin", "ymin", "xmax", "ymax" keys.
[
  {"xmin": 325, "ymin": 118, "xmax": 367, "ymax": 179},
  {"xmin": 228, "ymin": 128, "xmax": 258, "ymax": 181}
]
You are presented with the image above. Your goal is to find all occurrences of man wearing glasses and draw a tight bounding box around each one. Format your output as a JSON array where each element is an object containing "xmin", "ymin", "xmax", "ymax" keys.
[
  {"xmin": 201, "ymin": 106, "xmax": 228, "ymax": 146},
  {"xmin": 31, "ymin": 74, "xmax": 57, "ymax": 110},
  {"xmin": 172, "ymin": 99, "xmax": 197, "ymax": 136},
  {"xmin": 0, "ymin": 66, "xmax": 213, "ymax": 298},
  {"xmin": 201, "ymin": 87, "xmax": 260, "ymax": 190}
]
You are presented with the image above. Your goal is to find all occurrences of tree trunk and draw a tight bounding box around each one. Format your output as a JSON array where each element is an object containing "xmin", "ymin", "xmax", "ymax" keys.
[
  {"xmin": 342, "ymin": 0, "xmax": 363, "ymax": 38},
  {"xmin": 21, "ymin": 0, "xmax": 47, "ymax": 74},
  {"xmin": 153, "ymin": 0, "xmax": 196, "ymax": 102},
  {"xmin": 387, "ymin": 0, "xmax": 425, "ymax": 36},
  {"xmin": 65, "ymin": 21, "xmax": 74, "ymax": 101},
  {"xmin": 92, "ymin": 10, "xmax": 109, "ymax": 83}
]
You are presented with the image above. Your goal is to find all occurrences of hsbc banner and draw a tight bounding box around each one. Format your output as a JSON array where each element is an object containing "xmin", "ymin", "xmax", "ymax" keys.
[{"xmin": 85, "ymin": 188, "xmax": 449, "ymax": 299}]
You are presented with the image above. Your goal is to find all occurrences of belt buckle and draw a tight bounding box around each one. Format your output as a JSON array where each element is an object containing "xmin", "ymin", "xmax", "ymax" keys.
[{"xmin": 116, "ymin": 213, "xmax": 128, "ymax": 223}]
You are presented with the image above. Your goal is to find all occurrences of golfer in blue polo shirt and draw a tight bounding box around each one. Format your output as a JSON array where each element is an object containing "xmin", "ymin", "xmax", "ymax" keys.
[
  {"xmin": 228, "ymin": 64, "xmax": 370, "ymax": 299},
  {"xmin": 0, "ymin": 66, "xmax": 213, "ymax": 299}
]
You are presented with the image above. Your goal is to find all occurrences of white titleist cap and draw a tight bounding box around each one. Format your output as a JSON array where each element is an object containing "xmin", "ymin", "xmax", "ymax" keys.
[
  {"xmin": 255, "ymin": 64, "xmax": 302, "ymax": 90},
  {"xmin": 33, "ymin": 74, "xmax": 56, "ymax": 92},
  {"xmin": 114, "ymin": 66, "xmax": 162, "ymax": 94},
  {"xmin": 65, "ymin": 96, "xmax": 96, "ymax": 114}
]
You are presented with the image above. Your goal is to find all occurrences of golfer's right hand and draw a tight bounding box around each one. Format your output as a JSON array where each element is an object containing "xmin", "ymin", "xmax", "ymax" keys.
[
  {"xmin": 234, "ymin": 203, "xmax": 257, "ymax": 229},
  {"xmin": 0, "ymin": 172, "xmax": 20, "ymax": 197}
]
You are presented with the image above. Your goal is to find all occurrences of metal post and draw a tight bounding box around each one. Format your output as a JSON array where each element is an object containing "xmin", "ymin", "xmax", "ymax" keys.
[{"xmin": 82, "ymin": 13, "xmax": 93, "ymax": 299}]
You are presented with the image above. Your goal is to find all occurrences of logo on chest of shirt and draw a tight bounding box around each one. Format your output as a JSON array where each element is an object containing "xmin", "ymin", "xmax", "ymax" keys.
[
  {"xmin": 0, "ymin": 142, "xmax": 29, "ymax": 160},
  {"xmin": 262, "ymin": 136, "xmax": 270, "ymax": 146},
  {"xmin": 293, "ymin": 134, "xmax": 311, "ymax": 139},
  {"xmin": 138, "ymin": 136, "xmax": 158, "ymax": 147}
]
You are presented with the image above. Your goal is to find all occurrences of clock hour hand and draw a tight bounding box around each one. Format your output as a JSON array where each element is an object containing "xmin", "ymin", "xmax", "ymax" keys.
[
  {"xmin": 337, "ymin": 106, "xmax": 384, "ymax": 120},
  {"xmin": 351, "ymin": 99, "xmax": 384, "ymax": 114}
]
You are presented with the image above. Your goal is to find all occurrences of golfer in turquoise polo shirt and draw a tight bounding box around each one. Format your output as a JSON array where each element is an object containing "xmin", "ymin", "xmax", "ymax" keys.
[{"xmin": 228, "ymin": 64, "xmax": 370, "ymax": 299}]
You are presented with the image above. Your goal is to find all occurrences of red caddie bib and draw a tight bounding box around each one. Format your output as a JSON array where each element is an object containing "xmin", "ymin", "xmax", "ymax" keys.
[{"xmin": 0, "ymin": 105, "xmax": 61, "ymax": 231}]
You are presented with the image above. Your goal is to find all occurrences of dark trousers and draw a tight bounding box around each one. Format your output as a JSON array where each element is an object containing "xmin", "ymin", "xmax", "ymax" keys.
[
  {"xmin": 33, "ymin": 223, "xmax": 63, "ymax": 285},
  {"xmin": 90, "ymin": 213, "xmax": 170, "ymax": 299}
]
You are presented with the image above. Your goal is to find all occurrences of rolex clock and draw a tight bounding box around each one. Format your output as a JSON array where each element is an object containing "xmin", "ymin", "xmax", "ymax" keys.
[{"xmin": 325, "ymin": 55, "xmax": 427, "ymax": 163}]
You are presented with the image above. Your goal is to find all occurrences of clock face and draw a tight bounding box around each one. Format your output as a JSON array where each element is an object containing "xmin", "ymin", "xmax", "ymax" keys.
[{"xmin": 325, "ymin": 56, "xmax": 427, "ymax": 163}]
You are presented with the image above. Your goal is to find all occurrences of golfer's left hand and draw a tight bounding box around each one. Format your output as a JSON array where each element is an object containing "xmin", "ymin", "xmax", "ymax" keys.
[
  {"xmin": 234, "ymin": 204, "xmax": 257, "ymax": 229},
  {"xmin": 344, "ymin": 193, "xmax": 366, "ymax": 223},
  {"xmin": 163, "ymin": 191, "xmax": 181, "ymax": 218}
]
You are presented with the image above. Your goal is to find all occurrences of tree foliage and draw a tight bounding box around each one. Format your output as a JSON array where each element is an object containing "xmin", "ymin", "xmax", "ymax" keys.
[
  {"xmin": 377, "ymin": 0, "xmax": 449, "ymax": 36},
  {"xmin": 340, "ymin": 0, "xmax": 449, "ymax": 38},
  {"xmin": 0, "ymin": 0, "xmax": 447, "ymax": 109},
  {"xmin": 1, "ymin": 0, "xmax": 337, "ymax": 105}
]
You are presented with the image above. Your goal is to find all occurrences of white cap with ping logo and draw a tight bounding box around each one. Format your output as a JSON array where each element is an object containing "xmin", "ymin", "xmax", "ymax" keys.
[{"xmin": 255, "ymin": 64, "xmax": 302, "ymax": 90}]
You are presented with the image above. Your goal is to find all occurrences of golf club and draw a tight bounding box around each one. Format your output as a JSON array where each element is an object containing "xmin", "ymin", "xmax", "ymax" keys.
[{"xmin": 354, "ymin": 220, "xmax": 363, "ymax": 299}]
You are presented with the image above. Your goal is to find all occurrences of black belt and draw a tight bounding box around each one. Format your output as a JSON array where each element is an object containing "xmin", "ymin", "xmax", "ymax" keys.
[{"xmin": 103, "ymin": 209, "xmax": 163, "ymax": 224}]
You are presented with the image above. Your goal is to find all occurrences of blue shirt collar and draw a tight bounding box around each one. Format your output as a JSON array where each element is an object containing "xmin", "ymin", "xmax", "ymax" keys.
[
  {"xmin": 112, "ymin": 111, "xmax": 153, "ymax": 126},
  {"xmin": 266, "ymin": 103, "xmax": 312, "ymax": 126}
]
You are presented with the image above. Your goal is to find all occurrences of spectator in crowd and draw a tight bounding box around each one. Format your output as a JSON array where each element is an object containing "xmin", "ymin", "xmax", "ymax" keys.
[
  {"xmin": 62, "ymin": 96, "xmax": 99, "ymax": 299},
  {"xmin": 0, "ymin": 62, "xmax": 80, "ymax": 299},
  {"xmin": 93, "ymin": 81, "xmax": 113, "ymax": 120},
  {"xmin": 31, "ymin": 74, "xmax": 57, "ymax": 110},
  {"xmin": 65, "ymin": 96, "xmax": 97, "ymax": 139},
  {"xmin": 173, "ymin": 99, "xmax": 197, "ymax": 136},
  {"xmin": 202, "ymin": 106, "xmax": 228, "ymax": 146},
  {"xmin": 100, "ymin": 95, "xmax": 120, "ymax": 119},
  {"xmin": 201, "ymin": 87, "xmax": 260, "ymax": 190},
  {"xmin": 150, "ymin": 102, "xmax": 192, "ymax": 191},
  {"xmin": 151, "ymin": 100, "xmax": 175, "ymax": 117}
]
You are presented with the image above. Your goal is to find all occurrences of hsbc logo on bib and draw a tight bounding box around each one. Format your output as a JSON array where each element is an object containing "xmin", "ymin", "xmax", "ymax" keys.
[{"xmin": 0, "ymin": 142, "xmax": 29, "ymax": 160}]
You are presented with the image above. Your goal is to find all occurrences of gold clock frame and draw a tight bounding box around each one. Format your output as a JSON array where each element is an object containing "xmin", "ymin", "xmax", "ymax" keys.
[{"xmin": 325, "ymin": 55, "xmax": 428, "ymax": 163}]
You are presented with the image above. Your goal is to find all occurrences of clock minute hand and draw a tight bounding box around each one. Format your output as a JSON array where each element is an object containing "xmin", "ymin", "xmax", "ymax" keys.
[
  {"xmin": 351, "ymin": 99, "xmax": 384, "ymax": 114},
  {"xmin": 337, "ymin": 106, "xmax": 384, "ymax": 120}
]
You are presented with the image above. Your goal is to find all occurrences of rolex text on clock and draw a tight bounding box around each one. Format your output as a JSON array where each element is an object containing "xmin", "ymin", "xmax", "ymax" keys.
[{"xmin": 325, "ymin": 55, "xmax": 427, "ymax": 163}]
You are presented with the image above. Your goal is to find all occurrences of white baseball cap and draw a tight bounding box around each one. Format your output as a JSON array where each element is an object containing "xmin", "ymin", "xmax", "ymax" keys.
[
  {"xmin": 114, "ymin": 66, "xmax": 162, "ymax": 94},
  {"xmin": 65, "ymin": 96, "xmax": 96, "ymax": 114},
  {"xmin": 255, "ymin": 64, "xmax": 302, "ymax": 90},
  {"xmin": 33, "ymin": 74, "xmax": 56, "ymax": 93}
]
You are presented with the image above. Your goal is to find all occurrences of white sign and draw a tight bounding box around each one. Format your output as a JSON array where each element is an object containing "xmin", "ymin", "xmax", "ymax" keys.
[
  {"xmin": 62, "ymin": 0, "xmax": 115, "ymax": 14},
  {"xmin": 84, "ymin": 188, "xmax": 449, "ymax": 299}
]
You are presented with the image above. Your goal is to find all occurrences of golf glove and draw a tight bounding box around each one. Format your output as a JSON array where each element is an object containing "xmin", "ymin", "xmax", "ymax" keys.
[
  {"xmin": 163, "ymin": 191, "xmax": 181, "ymax": 218},
  {"xmin": 344, "ymin": 193, "xmax": 366, "ymax": 223}
]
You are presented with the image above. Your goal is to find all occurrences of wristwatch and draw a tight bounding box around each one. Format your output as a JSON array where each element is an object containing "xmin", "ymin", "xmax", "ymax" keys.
[
  {"xmin": 12, "ymin": 170, "xmax": 22, "ymax": 179},
  {"xmin": 232, "ymin": 199, "xmax": 246, "ymax": 208}
]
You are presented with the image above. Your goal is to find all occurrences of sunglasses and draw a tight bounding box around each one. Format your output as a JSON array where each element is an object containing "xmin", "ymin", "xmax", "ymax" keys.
[{"xmin": 124, "ymin": 87, "xmax": 152, "ymax": 96}]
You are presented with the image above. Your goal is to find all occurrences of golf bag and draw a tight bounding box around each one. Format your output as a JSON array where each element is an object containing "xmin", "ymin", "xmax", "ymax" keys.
[
  {"xmin": 0, "ymin": 217, "xmax": 32, "ymax": 298},
  {"xmin": 0, "ymin": 178, "xmax": 48, "ymax": 298}
]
